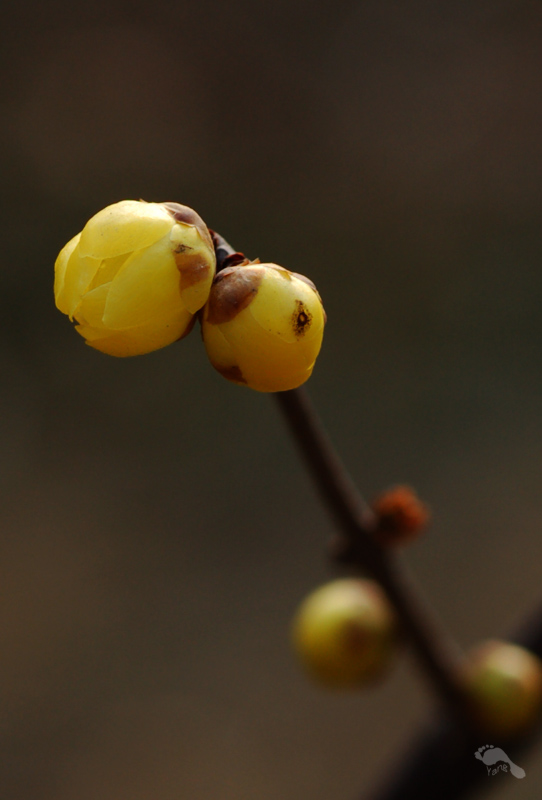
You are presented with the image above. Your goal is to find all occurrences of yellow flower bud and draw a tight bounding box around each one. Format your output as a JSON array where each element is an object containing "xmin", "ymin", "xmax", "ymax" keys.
[
  {"xmin": 291, "ymin": 579, "xmax": 398, "ymax": 688},
  {"xmin": 54, "ymin": 200, "xmax": 216, "ymax": 356},
  {"xmin": 201, "ymin": 263, "xmax": 326, "ymax": 392},
  {"xmin": 462, "ymin": 640, "xmax": 542, "ymax": 736}
]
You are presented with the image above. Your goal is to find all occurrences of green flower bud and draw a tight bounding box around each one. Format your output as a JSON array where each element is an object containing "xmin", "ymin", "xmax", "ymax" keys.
[
  {"xmin": 463, "ymin": 640, "xmax": 542, "ymax": 736},
  {"xmin": 201, "ymin": 263, "xmax": 326, "ymax": 392},
  {"xmin": 291, "ymin": 579, "xmax": 398, "ymax": 688},
  {"xmin": 54, "ymin": 200, "xmax": 216, "ymax": 356}
]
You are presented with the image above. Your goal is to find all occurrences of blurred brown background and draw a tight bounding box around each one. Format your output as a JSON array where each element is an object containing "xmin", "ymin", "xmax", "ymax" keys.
[{"xmin": 2, "ymin": 0, "xmax": 542, "ymax": 797}]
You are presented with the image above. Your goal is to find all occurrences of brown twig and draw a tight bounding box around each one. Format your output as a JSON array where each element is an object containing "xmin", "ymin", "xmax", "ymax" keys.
[{"xmin": 274, "ymin": 387, "xmax": 469, "ymax": 724}]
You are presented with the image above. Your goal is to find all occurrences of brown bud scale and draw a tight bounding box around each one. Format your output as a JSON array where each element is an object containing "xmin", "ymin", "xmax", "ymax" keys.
[
  {"xmin": 162, "ymin": 202, "xmax": 213, "ymax": 249},
  {"xmin": 205, "ymin": 267, "xmax": 264, "ymax": 325},
  {"xmin": 162, "ymin": 202, "xmax": 202, "ymax": 226},
  {"xmin": 372, "ymin": 485, "xmax": 429, "ymax": 546},
  {"xmin": 174, "ymin": 251, "xmax": 211, "ymax": 289}
]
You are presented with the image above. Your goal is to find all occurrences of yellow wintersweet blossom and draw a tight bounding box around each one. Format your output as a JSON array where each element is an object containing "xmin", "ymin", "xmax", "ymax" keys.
[
  {"xmin": 54, "ymin": 200, "xmax": 216, "ymax": 356},
  {"xmin": 201, "ymin": 263, "xmax": 326, "ymax": 392}
]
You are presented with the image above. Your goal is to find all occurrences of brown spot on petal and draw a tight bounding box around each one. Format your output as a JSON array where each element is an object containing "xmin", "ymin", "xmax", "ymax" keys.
[
  {"xmin": 175, "ymin": 251, "xmax": 211, "ymax": 289},
  {"xmin": 215, "ymin": 363, "xmax": 247, "ymax": 384},
  {"xmin": 206, "ymin": 266, "xmax": 263, "ymax": 324},
  {"xmin": 292, "ymin": 300, "xmax": 312, "ymax": 337}
]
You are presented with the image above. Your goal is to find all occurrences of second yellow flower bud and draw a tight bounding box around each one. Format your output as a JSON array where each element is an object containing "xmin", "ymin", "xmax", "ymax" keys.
[{"xmin": 201, "ymin": 263, "xmax": 326, "ymax": 392}]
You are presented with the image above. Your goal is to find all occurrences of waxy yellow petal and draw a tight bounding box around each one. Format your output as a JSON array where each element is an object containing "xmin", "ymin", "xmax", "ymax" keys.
[
  {"xmin": 87, "ymin": 254, "xmax": 129, "ymax": 290},
  {"xmin": 73, "ymin": 283, "xmax": 110, "ymax": 329},
  {"xmin": 78, "ymin": 201, "xmax": 173, "ymax": 259},
  {"xmin": 75, "ymin": 306, "xmax": 192, "ymax": 356},
  {"xmin": 58, "ymin": 243, "xmax": 101, "ymax": 319},
  {"xmin": 221, "ymin": 318, "xmax": 315, "ymax": 391},
  {"xmin": 248, "ymin": 266, "xmax": 324, "ymax": 345},
  {"xmin": 103, "ymin": 234, "xmax": 183, "ymax": 329},
  {"xmin": 54, "ymin": 233, "xmax": 80, "ymax": 314}
]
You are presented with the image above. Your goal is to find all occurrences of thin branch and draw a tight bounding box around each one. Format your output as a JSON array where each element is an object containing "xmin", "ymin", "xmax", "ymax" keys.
[{"xmin": 275, "ymin": 387, "xmax": 468, "ymax": 724}]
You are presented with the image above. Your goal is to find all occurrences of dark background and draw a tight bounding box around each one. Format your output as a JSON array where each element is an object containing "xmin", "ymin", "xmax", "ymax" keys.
[{"xmin": 1, "ymin": 1, "xmax": 542, "ymax": 797}]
